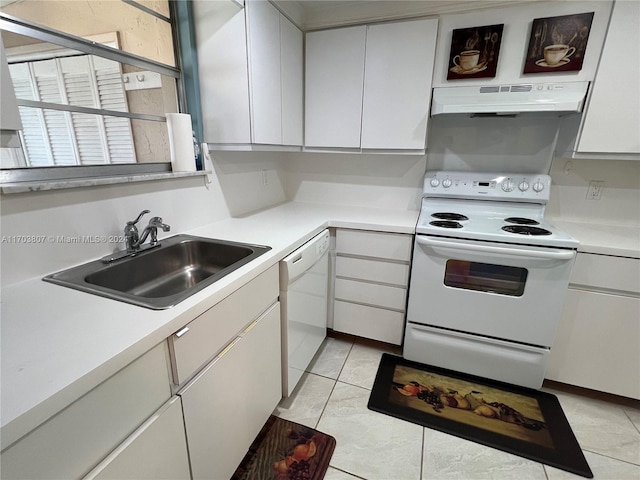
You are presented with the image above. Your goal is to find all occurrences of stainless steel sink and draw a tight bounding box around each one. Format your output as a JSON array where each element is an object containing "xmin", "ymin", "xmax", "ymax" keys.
[{"xmin": 43, "ymin": 234, "xmax": 271, "ymax": 309}]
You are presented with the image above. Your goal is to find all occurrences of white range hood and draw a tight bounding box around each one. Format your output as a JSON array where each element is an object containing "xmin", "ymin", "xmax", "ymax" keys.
[{"xmin": 431, "ymin": 81, "xmax": 590, "ymax": 116}]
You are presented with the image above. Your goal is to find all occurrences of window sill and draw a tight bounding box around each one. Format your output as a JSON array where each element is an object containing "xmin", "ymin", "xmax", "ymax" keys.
[{"xmin": 0, "ymin": 170, "xmax": 210, "ymax": 194}]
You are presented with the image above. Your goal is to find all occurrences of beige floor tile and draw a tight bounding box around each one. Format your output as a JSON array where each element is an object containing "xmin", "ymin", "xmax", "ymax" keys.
[
  {"xmin": 318, "ymin": 381, "xmax": 423, "ymax": 480},
  {"xmin": 545, "ymin": 450, "xmax": 640, "ymax": 480},
  {"xmin": 338, "ymin": 343, "xmax": 392, "ymax": 390},
  {"xmin": 421, "ymin": 428, "xmax": 547, "ymax": 480},
  {"xmin": 275, "ymin": 372, "xmax": 336, "ymax": 428},
  {"xmin": 624, "ymin": 407, "xmax": 640, "ymax": 433},
  {"xmin": 324, "ymin": 466, "xmax": 367, "ymax": 479},
  {"xmin": 308, "ymin": 337, "xmax": 353, "ymax": 379},
  {"xmin": 553, "ymin": 391, "xmax": 640, "ymax": 465}
]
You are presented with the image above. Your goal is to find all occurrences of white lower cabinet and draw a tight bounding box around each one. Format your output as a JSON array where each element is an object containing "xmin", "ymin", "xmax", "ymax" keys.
[
  {"xmin": 83, "ymin": 396, "xmax": 190, "ymax": 480},
  {"xmin": 179, "ymin": 302, "xmax": 282, "ymax": 480},
  {"xmin": 546, "ymin": 253, "xmax": 640, "ymax": 399},
  {"xmin": 332, "ymin": 229, "xmax": 412, "ymax": 345},
  {"xmin": 0, "ymin": 342, "xmax": 172, "ymax": 479}
]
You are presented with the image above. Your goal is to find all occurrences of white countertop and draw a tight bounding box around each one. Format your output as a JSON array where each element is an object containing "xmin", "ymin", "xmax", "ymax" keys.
[
  {"xmin": 3, "ymin": 201, "xmax": 637, "ymax": 450},
  {"xmin": 548, "ymin": 218, "xmax": 640, "ymax": 259},
  {"xmin": 1, "ymin": 201, "xmax": 418, "ymax": 449}
]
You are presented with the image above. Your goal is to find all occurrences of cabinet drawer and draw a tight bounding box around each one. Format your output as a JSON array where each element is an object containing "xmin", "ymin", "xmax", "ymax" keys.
[
  {"xmin": 1, "ymin": 343, "xmax": 171, "ymax": 479},
  {"xmin": 336, "ymin": 229, "xmax": 412, "ymax": 261},
  {"xmin": 179, "ymin": 303, "xmax": 282, "ymax": 479},
  {"xmin": 336, "ymin": 256, "xmax": 409, "ymax": 287},
  {"xmin": 84, "ymin": 396, "xmax": 190, "ymax": 480},
  {"xmin": 333, "ymin": 300, "xmax": 404, "ymax": 345},
  {"xmin": 335, "ymin": 277, "xmax": 406, "ymax": 311},
  {"xmin": 570, "ymin": 253, "xmax": 640, "ymax": 294},
  {"xmin": 170, "ymin": 265, "xmax": 279, "ymax": 385}
]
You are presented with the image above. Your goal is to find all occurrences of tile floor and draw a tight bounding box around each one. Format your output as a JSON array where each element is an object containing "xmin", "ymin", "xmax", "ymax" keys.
[{"xmin": 274, "ymin": 337, "xmax": 640, "ymax": 480}]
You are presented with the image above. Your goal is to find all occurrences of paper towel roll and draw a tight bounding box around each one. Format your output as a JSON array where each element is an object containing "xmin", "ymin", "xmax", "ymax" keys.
[{"xmin": 166, "ymin": 113, "xmax": 196, "ymax": 172}]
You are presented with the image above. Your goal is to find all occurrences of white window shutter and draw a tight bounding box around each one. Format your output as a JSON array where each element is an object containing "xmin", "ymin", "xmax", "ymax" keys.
[{"xmin": 8, "ymin": 47, "xmax": 136, "ymax": 167}]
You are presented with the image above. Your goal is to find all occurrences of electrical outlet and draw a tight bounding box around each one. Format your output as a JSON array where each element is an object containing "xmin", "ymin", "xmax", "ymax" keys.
[
  {"xmin": 261, "ymin": 170, "xmax": 268, "ymax": 186},
  {"xmin": 586, "ymin": 181, "xmax": 604, "ymax": 200}
]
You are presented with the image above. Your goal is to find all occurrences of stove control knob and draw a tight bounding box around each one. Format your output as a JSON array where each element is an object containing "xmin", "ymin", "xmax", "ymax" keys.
[
  {"xmin": 518, "ymin": 181, "xmax": 530, "ymax": 191},
  {"xmin": 501, "ymin": 179, "xmax": 515, "ymax": 192},
  {"xmin": 533, "ymin": 181, "xmax": 545, "ymax": 193},
  {"xmin": 430, "ymin": 178, "xmax": 440, "ymax": 188},
  {"xmin": 442, "ymin": 179, "xmax": 452, "ymax": 188}
]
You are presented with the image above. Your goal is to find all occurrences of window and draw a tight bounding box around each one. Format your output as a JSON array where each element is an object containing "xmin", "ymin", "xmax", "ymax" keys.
[{"xmin": 0, "ymin": 0, "xmax": 201, "ymax": 185}]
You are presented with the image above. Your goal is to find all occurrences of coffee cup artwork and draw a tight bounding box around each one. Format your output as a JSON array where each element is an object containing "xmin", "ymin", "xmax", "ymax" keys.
[
  {"xmin": 447, "ymin": 24, "xmax": 503, "ymax": 79},
  {"xmin": 542, "ymin": 44, "xmax": 576, "ymax": 66},
  {"xmin": 453, "ymin": 50, "xmax": 480, "ymax": 71},
  {"xmin": 524, "ymin": 12, "xmax": 594, "ymax": 74}
]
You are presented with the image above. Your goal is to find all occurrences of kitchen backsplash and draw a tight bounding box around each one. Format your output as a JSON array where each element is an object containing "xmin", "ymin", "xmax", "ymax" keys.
[{"xmin": 546, "ymin": 157, "xmax": 640, "ymax": 227}]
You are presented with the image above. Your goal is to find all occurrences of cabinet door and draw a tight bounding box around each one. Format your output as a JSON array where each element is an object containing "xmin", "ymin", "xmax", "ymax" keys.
[
  {"xmin": 1, "ymin": 37, "xmax": 22, "ymax": 131},
  {"xmin": 246, "ymin": 0, "xmax": 282, "ymax": 145},
  {"xmin": 546, "ymin": 290, "xmax": 640, "ymax": 399},
  {"xmin": 361, "ymin": 18, "xmax": 438, "ymax": 150},
  {"xmin": 577, "ymin": 0, "xmax": 640, "ymax": 155},
  {"xmin": 193, "ymin": 0, "xmax": 251, "ymax": 144},
  {"xmin": 280, "ymin": 13, "xmax": 303, "ymax": 146},
  {"xmin": 180, "ymin": 303, "xmax": 282, "ymax": 480},
  {"xmin": 84, "ymin": 397, "xmax": 190, "ymax": 480},
  {"xmin": 305, "ymin": 26, "xmax": 366, "ymax": 148}
]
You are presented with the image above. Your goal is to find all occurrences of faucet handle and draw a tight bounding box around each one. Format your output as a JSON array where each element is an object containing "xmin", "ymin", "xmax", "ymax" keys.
[{"xmin": 128, "ymin": 209, "xmax": 150, "ymax": 226}]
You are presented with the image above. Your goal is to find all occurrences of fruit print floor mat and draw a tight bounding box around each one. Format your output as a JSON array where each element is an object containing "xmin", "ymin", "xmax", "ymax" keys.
[
  {"xmin": 368, "ymin": 353, "xmax": 593, "ymax": 478},
  {"xmin": 231, "ymin": 416, "xmax": 336, "ymax": 480}
]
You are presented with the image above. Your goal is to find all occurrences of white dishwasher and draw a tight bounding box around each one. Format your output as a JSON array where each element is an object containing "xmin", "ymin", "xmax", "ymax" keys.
[{"xmin": 280, "ymin": 230, "xmax": 330, "ymax": 397}]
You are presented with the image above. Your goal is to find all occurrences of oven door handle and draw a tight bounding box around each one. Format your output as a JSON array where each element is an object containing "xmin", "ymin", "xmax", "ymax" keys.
[{"xmin": 415, "ymin": 235, "xmax": 576, "ymax": 260}]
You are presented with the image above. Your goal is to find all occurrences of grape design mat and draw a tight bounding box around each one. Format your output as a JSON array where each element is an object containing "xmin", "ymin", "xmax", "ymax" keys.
[
  {"xmin": 368, "ymin": 353, "xmax": 592, "ymax": 478},
  {"xmin": 231, "ymin": 416, "xmax": 336, "ymax": 480}
]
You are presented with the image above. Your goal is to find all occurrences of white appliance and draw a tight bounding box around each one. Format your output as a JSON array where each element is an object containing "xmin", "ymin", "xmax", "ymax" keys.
[
  {"xmin": 404, "ymin": 171, "xmax": 578, "ymax": 389},
  {"xmin": 280, "ymin": 230, "xmax": 330, "ymax": 397},
  {"xmin": 431, "ymin": 81, "xmax": 589, "ymax": 115}
]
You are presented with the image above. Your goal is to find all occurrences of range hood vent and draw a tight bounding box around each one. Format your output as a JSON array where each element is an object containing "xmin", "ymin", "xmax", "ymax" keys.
[{"xmin": 431, "ymin": 82, "xmax": 590, "ymax": 116}]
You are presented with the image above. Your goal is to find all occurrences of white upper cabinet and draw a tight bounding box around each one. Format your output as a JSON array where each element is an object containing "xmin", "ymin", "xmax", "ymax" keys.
[
  {"xmin": 1, "ymin": 37, "xmax": 22, "ymax": 132},
  {"xmin": 305, "ymin": 18, "xmax": 438, "ymax": 151},
  {"xmin": 361, "ymin": 19, "xmax": 438, "ymax": 150},
  {"xmin": 246, "ymin": 0, "xmax": 282, "ymax": 144},
  {"xmin": 280, "ymin": 14, "xmax": 304, "ymax": 146},
  {"xmin": 305, "ymin": 26, "xmax": 367, "ymax": 149},
  {"xmin": 572, "ymin": 0, "xmax": 639, "ymax": 158},
  {"xmin": 194, "ymin": 0, "xmax": 303, "ymax": 148}
]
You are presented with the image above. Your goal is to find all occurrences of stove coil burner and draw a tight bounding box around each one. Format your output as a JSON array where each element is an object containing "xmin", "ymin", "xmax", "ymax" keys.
[
  {"xmin": 430, "ymin": 220, "xmax": 464, "ymax": 229},
  {"xmin": 431, "ymin": 212, "xmax": 469, "ymax": 221},
  {"xmin": 504, "ymin": 217, "xmax": 540, "ymax": 225},
  {"xmin": 502, "ymin": 225, "xmax": 552, "ymax": 236}
]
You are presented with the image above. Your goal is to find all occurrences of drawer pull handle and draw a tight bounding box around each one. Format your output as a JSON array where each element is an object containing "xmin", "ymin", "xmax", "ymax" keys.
[{"xmin": 175, "ymin": 326, "xmax": 190, "ymax": 338}]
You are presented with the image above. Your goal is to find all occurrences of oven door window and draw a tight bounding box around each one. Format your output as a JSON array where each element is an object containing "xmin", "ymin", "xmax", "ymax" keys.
[{"xmin": 444, "ymin": 260, "xmax": 528, "ymax": 296}]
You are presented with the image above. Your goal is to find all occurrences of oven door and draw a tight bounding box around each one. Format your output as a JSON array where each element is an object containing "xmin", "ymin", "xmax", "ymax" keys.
[{"xmin": 406, "ymin": 235, "xmax": 576, "ymax": 347}]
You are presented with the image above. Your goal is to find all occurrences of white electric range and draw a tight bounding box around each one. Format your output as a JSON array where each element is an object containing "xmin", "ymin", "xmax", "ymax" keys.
[{"xmin": 404, "ymin": 171, "xmax": 578, "ymax": 389}]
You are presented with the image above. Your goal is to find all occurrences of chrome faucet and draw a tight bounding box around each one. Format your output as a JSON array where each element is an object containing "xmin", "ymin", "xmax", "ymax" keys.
[
  {"xmin": 125, "ymin": 210, "xmax": 171, "ymax": 253},
  {"xmin": 102, "ymin": 210, "xmax": 171, "ymax": 264}
]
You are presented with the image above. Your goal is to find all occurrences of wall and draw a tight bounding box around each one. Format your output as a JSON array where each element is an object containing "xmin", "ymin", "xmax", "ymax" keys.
[
  {"xmin": 209, "ymin": 151, "xmax": 287, "ymax": 217},
  {"xmin": 425, "ymin": 113, "xmax": 560, "ymax": 174},
  {"xmin": 279, "ymin": 152, "xmax": 427, "ymax": 211},
  {"xmin": 546, "ymin": 157, "xmax": 640, "ymax": 226}
]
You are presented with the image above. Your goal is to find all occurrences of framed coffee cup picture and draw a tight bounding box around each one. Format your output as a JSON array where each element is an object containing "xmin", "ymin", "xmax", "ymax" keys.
[
  {"xmin": 447, "ymin": 24, "xmax": 504, "ymax": 80},
  {"xmin": 524, "ymin": 12, "xmax": 594, "ymax": 74}
]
